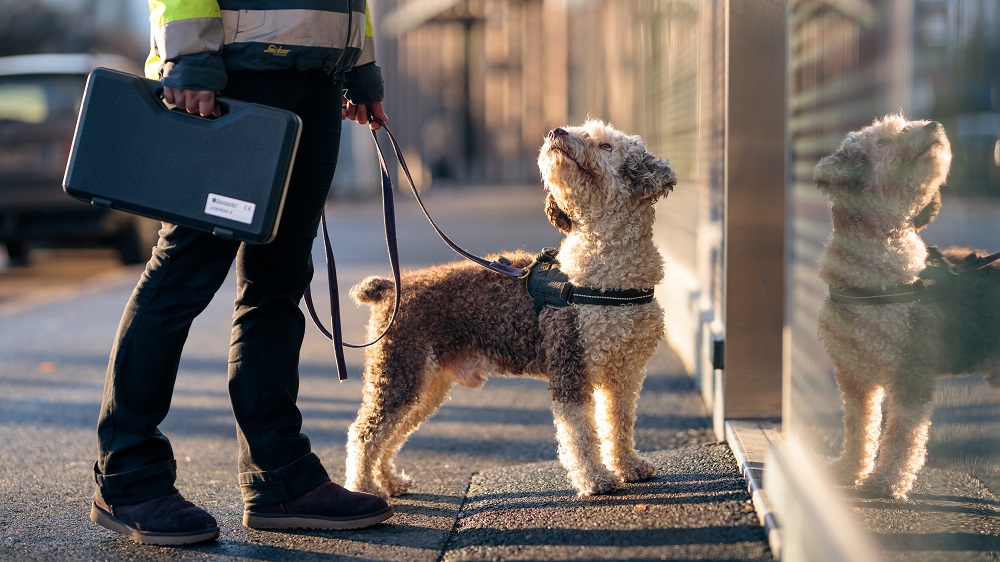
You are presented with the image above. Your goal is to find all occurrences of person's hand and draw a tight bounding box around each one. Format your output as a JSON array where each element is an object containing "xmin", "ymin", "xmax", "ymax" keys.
[
  {"xmin": 343, "ymin": 97, "xmax": 387, "ymax": 130},
  {"xmin": 163, "ymin": 86, "xmax": 219, "ymax": 117}
]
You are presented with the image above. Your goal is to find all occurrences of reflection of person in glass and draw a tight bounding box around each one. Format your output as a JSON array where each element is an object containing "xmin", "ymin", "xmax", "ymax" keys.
[
  {"xmin": 89, "ymin": 0, "xmax": 392, "ymax": 545},
  {"xmin": 815, "ymin": 114, "xmax": 1000, "ymax": 500}
]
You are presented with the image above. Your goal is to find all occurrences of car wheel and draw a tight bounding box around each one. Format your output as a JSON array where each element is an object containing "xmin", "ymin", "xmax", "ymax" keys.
[
  {"xmin": 4, "ymin": 239, "xmax": 30, "ymax": 267},
  {"xmin": 116, "ymin": 217, "xmax": 161, "ymax": 265}
]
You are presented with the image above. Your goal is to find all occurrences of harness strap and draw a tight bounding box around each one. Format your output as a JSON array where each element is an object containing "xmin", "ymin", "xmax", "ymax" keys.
[
  {"xmin": 524, "ymin": 247, "xmax": 655, "ymax": 313},
  {"xmin": 569, "ymin": 286, "xmax": 656, "ymax": 306},
  {"xmin": 828, "ymin": 244, "xmax": 1000, "ymax": 307},
  {"xmin": 829, "ymin": 282, "xmax": 927, "ymax": 305}
]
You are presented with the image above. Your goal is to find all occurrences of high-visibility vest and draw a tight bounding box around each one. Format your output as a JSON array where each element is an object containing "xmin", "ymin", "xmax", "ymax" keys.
[{"xmin": 146, "ymin": 0, "xmax": 376, "ymax": 92}]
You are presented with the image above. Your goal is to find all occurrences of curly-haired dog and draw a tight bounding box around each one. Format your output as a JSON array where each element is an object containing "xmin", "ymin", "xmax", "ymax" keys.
[
  {"xmin": 344, "ymin": 120, "xmax": 676, "ymax": 497},
  {"xmin": 815, "ymin": 114, "xmax": 1000, "ymax": 500}
]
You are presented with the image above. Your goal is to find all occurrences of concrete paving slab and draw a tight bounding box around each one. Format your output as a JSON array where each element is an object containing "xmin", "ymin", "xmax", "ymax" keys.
[{"xmin": 443, "ymin": 447, "xmax": 771, "ymax": 561}]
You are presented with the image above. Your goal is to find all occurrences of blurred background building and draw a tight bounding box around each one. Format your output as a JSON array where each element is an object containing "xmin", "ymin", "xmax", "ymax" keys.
[{"xmin": 2, "ymin": 1, "xmax": 999, "ymax": 559}]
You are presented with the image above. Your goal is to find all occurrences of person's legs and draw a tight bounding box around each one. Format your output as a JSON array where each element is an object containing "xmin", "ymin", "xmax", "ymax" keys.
[
  {"xmin": 95, "ymin": 223, "xmax": 238, "ymax": 504},
  {"xmin": 219, "ymin": 69, "xmax": 337, "ymax": 506},
  {"xmin": 92, "ymin": 223, "xmax": 237, "ymax": 543},
  {"xmin": 223, "ymin": 70, "xmax": 391, "ymax": 528}
]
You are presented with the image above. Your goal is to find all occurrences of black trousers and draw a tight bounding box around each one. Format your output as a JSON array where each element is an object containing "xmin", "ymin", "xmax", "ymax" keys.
[{"xmin": 95, "ymin": 69, "xmax": 343, "ymax": 507}]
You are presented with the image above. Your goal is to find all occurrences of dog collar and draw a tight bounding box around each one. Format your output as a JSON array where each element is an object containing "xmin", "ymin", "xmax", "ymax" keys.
[{"xmin": 524, "ymin": 248, "xmax": 655, "ymax": 313}]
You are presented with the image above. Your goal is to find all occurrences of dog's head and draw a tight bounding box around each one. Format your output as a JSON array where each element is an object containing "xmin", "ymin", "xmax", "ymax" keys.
[
  {"xmin": 537, "ymin": 120, "xmax": 675, "ymax": 234},
  {"xmin": 814, "ymin": 114, "xmax": 951, "ymax": 230}
]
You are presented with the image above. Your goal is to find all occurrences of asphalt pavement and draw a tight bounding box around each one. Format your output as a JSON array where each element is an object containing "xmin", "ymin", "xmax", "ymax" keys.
[{"xmin": 0, "ymin": 185, "xmax": 772, "ymax": 561}]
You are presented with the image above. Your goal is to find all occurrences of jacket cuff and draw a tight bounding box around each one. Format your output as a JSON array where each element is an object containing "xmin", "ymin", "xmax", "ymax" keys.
[
  {"xmin": 160, "ymin": 52, "xmax": 227, "ymax": 91},
  {"xmin": 343, "ymin": 63, "xmax": 384, "ymax": 104}
]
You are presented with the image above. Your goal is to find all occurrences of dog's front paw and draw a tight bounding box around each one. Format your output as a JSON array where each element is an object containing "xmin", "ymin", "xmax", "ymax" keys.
[
  {"xmin": 858, "ymin": 474, "xmax": 905, "ymax": 499},
  {"xmin": 381, "ymin": 471, "xmax": 413, "ymax": 497},
  {"xmin": 573, "ymin": 470, "xmax": 623, "ymax": 497},
  {"xmin": 615, "ymin": 456, "xmax": 656, "ymax": 483},
  {"xmin": 345, "ymin": 475, "xmax": 390, "ymax": 499},
  {"xmin": 827, "ymin": 457, "xmax": 866, "ymax": 486},
  {"xmin": 858, "ymin": 478, "xmax": 893, "ymax": 499}
]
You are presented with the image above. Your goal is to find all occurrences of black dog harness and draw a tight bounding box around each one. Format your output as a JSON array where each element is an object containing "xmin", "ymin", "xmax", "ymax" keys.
[
  {"xmin": 828, "ymin": 245, "xmax": 1000, "ymax": 305},
  {"xmin": 523, "ymin": 247, "xmax": 655, "ymax": 313}
]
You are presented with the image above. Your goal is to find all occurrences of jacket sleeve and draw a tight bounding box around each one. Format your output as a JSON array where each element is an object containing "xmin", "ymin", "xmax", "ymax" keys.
[
  {"xmin": 343, "ymin": 4, "xmax": 384, "ymax": 104},
  {"xmin": 146, "ymin": 0, "xmax": 228, "ymax": 91}
]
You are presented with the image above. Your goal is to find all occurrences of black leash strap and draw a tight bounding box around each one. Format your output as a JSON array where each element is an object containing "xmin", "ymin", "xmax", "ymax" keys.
[
  {"xmin": 303, "ymin": 116, "xmax": 524, "ymax": 381},
  {"xmin": 372, "ymin": 117, "xmax": 527, "ymax": 279},
  {"xmin": 302, "ymin": 124, "xmax": 401, "ymax": 381},
  {"xmin": 951, "ymin": 250, "xmax": 1000, "ymax": 274}
]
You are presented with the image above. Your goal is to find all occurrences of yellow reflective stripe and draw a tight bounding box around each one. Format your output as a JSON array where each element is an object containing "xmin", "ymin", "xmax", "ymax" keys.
[
  {"xmin": 144, "ymin": 51, "xmax": 163, "ymax": 80},
  {"xmin": 220, "ymin": 9, "xmax": 364, "ymax": 50},
  {"xmin": 149, "ymin": 0, "xmax": 221, "ymax": 27},
  {"xmin": 365, "ymin": 4, "xmax": 374, "ymax": 38}
]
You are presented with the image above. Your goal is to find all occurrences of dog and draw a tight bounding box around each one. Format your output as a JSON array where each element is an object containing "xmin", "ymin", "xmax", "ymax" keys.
[
  {"xmin": 814, "ymin": 114, "xmax": 1000, "ymax": 500},
  {"xmin": 344, "ymin": 120, "xmax": 676, "ymax": 497}
]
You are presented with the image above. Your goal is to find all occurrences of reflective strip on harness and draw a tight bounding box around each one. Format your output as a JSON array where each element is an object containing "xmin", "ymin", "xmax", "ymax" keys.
[{"xmin": 828, "ymin": 281, "xmax": 927, "ymax": 305}]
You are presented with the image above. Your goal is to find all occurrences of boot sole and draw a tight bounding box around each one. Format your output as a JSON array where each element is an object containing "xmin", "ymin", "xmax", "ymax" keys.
[
  {"xmin": 243, "ymin": 505, "xmax": 394, "ymax": 530},
  {"xmin": 90, "ymin": 502, "xmax": 220, "ymax": 546}
]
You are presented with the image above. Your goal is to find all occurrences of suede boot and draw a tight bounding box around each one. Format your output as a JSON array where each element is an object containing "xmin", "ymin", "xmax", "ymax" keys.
[
  {"xmin": 90, "ymin": 492, "xmax": 220, "ymax": 545},
  {"xmin": 244, "ymin": 481, "xmax": 393, "ymax": 530}
]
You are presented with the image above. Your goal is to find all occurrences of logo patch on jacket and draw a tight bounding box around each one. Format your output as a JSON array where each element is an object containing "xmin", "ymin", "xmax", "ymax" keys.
[{"xmin": 263, "ymin": 45, "xmax": 291, "ymax": 56}]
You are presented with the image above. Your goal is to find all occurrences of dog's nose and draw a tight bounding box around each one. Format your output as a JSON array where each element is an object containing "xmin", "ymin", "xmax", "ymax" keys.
[{"xmin": 547, "ymin": 128, "xmax": 568, "ymax": 140}]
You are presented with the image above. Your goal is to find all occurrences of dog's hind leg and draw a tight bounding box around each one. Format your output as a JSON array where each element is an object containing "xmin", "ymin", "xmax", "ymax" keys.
[
  {"xmin": 345, "ymin": 348, "xmax": 431, "ymax": 498},
  {"xmin": 594, "ymin": 370, "xmax": 655, "ymax": 483},
  {"xmin": 829, "ymin": 379, "xmax": 884, "ymax": 486},
  {"xmin": 373, "ymin": 368, "xmax": 454, "ymax": 496}
]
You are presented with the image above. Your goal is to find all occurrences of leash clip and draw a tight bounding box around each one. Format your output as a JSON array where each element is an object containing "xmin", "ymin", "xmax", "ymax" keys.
[{"xmin": 487, "ymin": 256, "xmax": 527, "ymax": 279}]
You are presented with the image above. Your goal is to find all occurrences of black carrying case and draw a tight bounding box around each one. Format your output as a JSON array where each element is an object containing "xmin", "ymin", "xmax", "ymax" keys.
[{"xmin": 63, "ymin": 67, "xmax": 301, "ymax": 244}]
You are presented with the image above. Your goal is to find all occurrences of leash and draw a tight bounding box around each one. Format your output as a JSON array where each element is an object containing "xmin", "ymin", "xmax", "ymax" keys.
[{"xmin": 303, "ymin": 115, "xmax": 525, "ymax": 381}]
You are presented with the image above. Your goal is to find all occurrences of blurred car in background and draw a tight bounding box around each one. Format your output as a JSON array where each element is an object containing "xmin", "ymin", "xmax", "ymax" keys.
[{"xmin": 0, "ymin": 53, "xmax": 159, "ymax": 266}]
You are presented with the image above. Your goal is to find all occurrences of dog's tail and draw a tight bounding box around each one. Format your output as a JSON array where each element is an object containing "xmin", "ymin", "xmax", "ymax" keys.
[{"xmin": 350, "ymin": 276, "xmax": 395, "ymax": 305}]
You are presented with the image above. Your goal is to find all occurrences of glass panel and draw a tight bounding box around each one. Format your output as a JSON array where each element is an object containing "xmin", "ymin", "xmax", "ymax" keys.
[{"xmin": 788, "ymin": 0, "xmax": 1000, "ymax": 558}]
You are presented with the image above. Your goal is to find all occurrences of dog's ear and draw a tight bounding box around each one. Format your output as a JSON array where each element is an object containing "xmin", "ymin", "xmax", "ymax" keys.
[
  {"xmin": 622, "ymin": 150, "xmax": 676, "ymax": 201},
  {"xmin": 544, "ymin": 192, "xmax": 573, "ymax": 234},
  {"xmin": 913, "ymin": 190, "xmax": 941, "ymax": 231},
  {"xmin": 814, "ymin": 137, "xmax": 871, "ymax": 194}
]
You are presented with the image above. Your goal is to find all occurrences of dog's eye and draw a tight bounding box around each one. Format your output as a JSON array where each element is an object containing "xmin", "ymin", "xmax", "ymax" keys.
[
  {"xmin": 876, "ymin": 138, "xmax": 890, "ymax": 147},
  {"xmin": 600, "ymin": 143, "xmax": 613, "ymax": 152}
]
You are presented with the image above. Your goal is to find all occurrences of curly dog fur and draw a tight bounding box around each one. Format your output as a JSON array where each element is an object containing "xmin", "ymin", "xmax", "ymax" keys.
[
  {"xmin": 344, "ymin": 120, "xmax": 676, "ymax": 497},
  {"xmin": 815, "ymin": 114, "xmax": 1000, "ymax": 500}
]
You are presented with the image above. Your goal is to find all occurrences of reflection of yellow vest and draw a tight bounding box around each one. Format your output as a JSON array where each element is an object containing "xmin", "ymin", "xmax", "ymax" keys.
[{"xmin": 145, "ymin": 1, "xmax": 376, "ymax": 82}]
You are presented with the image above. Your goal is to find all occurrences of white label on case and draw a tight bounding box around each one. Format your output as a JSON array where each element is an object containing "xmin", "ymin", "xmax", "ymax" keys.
[{"xmin": 205, "ymin": 193, "xmax": 255, "ymax": 224}]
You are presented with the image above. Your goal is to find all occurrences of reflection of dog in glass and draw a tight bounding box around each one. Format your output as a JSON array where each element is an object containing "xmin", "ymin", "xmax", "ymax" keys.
[
  {"xmin": 815, "ymin": 114, "xmax": 1000, "ymax": 499},
  {"xmin": 344, "ymin": 120, "xmax": 676, "ymax": 498}
]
